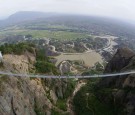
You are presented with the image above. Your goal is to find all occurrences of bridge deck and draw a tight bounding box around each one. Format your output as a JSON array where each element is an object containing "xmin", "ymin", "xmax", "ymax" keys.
[{"xmin": 0, "ymin": 71, "xmax": 135, "ymax": 78}]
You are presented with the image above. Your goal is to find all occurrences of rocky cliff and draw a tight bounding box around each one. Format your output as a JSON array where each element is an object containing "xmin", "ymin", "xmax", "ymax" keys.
[
  {"xmin": 0, "ymin": 51, "xmax": 72, "ymax": 115},
  {"xmin": 73, "ymin": 47, "xmax": 135, "ymax": 115},
  {"xmin": 98, "ymin": 47, "xmax": 135, "ymax": 115}
]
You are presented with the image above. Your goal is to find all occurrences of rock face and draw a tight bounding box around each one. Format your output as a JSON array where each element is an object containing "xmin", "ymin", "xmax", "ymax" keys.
[
  {"xmin": 0, "ymin": 77, "xmax": 52, "ymax": 115},
  {"xmin": 0, "ymin": 52, "xmax": 69, "ymax": 115},
  {"xmin": 45, "ymin": 45, "xmax": 61, "ymax": 56},
  {"xmin": 101, "ymin": 47, "xmax": 135, "ymax": 87},
  {"xmin": 105, "ymin": 47, "xmax": 135, "ymax": 73},
  {"xmin": 99, "ymin": 47, "xmax": 135, "ymax": 115},
  {"xmin": 59, "ymin": 61, "xmax": 77, "ymax": 75},
  {"xmin": 3, "ymin": 51, "xmax": 36, "ymax": 74}
]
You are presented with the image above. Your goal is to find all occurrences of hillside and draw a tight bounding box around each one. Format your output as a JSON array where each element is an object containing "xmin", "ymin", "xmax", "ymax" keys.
[
  {"xmin": 0, "ymin": 43, "xmax": 76, "ymax": 115},
  {"xmin": 1, "ymin": 42, "xmax": 135, "ymax": 115},
  {"xmin": 73, "ymin": 47, "xmax": 135, "ymax": 115}
]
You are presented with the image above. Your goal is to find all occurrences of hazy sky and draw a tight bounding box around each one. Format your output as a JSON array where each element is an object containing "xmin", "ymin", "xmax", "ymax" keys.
[{"xmin": 0, "ymin": 0, "xmax": 135, "ymax": 22}]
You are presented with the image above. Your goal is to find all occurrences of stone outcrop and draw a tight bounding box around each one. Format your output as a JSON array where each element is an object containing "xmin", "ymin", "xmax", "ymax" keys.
[
  {"xmin": 105, "ymin": 47, "xmax": 135, "ymax": 73},
  {"xmin": 0, "ymin": 52, "xmax": 69, "ymax": 115},
  {"xmin": 3, "ymin": 51, "xmax": 36, "ymax": 74},
  {"xmin": 45, "ymin": 45, "xmax": 61, "ymax": 56},
  {"xmin": 98, "ymin": 47, "xmax": 135, "ymax": 115},
  {"xmin": 58, "ymin": 61, "xmax": 78, "ymax": 75}
]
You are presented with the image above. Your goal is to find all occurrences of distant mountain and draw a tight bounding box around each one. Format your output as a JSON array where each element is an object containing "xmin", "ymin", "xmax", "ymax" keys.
[
  {"xmin": 0, "ymin": 11, "xmax": 57, "ymax": 27},
  {"xmin": 7, "ymin": 11, "xmax": 55, "ymax": 22},
  {"xmin": 26, "ymin": 14, "xmax": 135, "ymax": 39},
  {"xmin": 0, "ymin": 11, "xmax": 135, "ymax": 39}
]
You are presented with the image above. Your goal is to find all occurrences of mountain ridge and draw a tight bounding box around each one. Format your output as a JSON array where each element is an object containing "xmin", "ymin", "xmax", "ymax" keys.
[{"xmin": 0, "ymin": 11, "xmax": 58, "ymax": 27}]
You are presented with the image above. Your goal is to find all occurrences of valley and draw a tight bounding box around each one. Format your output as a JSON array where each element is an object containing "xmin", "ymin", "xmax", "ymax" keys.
[
  {"xmin": 54, "ymin": 35, "xmax": 118, "ymax": 68},
  {"xmin": 0, "ymin": 12, "xmax": 135, "ymax": 115}
]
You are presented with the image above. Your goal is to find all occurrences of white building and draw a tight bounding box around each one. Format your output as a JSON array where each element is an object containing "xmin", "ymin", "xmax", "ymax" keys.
[{"xmin": 0, "ymin": 51, "xmax": 3, "ymax": 62}]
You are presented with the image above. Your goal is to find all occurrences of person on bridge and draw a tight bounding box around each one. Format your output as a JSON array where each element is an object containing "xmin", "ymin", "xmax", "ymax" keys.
[{"xmin": 0, "ymin": 51, "xmax": 3, "ymax": 62}]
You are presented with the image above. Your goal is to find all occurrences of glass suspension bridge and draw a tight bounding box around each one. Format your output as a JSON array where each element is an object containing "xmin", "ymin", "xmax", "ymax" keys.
[{"xmin": 0, "ymin": 71, "xmax": 135, "ymax": 79}]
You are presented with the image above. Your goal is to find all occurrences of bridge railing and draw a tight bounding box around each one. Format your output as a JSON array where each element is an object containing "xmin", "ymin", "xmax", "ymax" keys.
[{"xmin": 0, "ymin": 70, "xmax": 135, "ymax": 79}]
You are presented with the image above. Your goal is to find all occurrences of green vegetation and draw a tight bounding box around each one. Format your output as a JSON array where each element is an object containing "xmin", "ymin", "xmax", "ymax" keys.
[
  {"xmin": 82, "ymin": 62, "xmax": 104, "ymax": 76},
  {"xmin": 73, "ymin": 79, "xmax": 114, "ymax": 115},
  {"xmin": 35, "ymin": 49, "xmax": 59, "ymax": 75},
  {"xmin": 0, "ymin": 29, "xmax": 89, "ymax": 41},
  {"xmin": 0, "ymin": 42, "xmax": 58, "ymax": 75},
  {"xmin": 82, "ymin": 69, "xmax": 101, "ymax": 76},
  {"xmin": 35, "ymin": 61, "xmax": 58, "ymax": 74},
  {"xmin": 73, "ymin": 76, "xmax": 127, "ymax": 115},
  {"xmin": 0, "ymin": 75, "xmax": 9, "ymax": 95},
  {"xmin": 51, "ymin": 109, "xmax": 62, "ymax": 115},
  {"xmin": 34, "ymin": 101, "xmax": 44, "ymax": 115},
  {"xmin": 82, "ymin": 68, "xmax": 103, "ymax": 76},
  {"xmin": 63, "ymin": 79, "xmax": 76, "ymax": 98},
  {"xmin": 34, "ymin": 108, "xmax": 44, "ymax": 115},
  {"xmin": 56, "ymin": 99, "xmax": 67, "ymax": 111},
  {"xmin": 73, "ymin": 66, "xmax": 122, "ymax": 115},
  {"xmin": 0, "ymin": 42, "xmax": 35, "ymax": 55},
  {"xmin": 51, "ymin": 109, "xmax": 69, "ymax": 115},
  {"xmin": 25, "ymin": 23, "xmax": 72, "ymax": 30}
]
